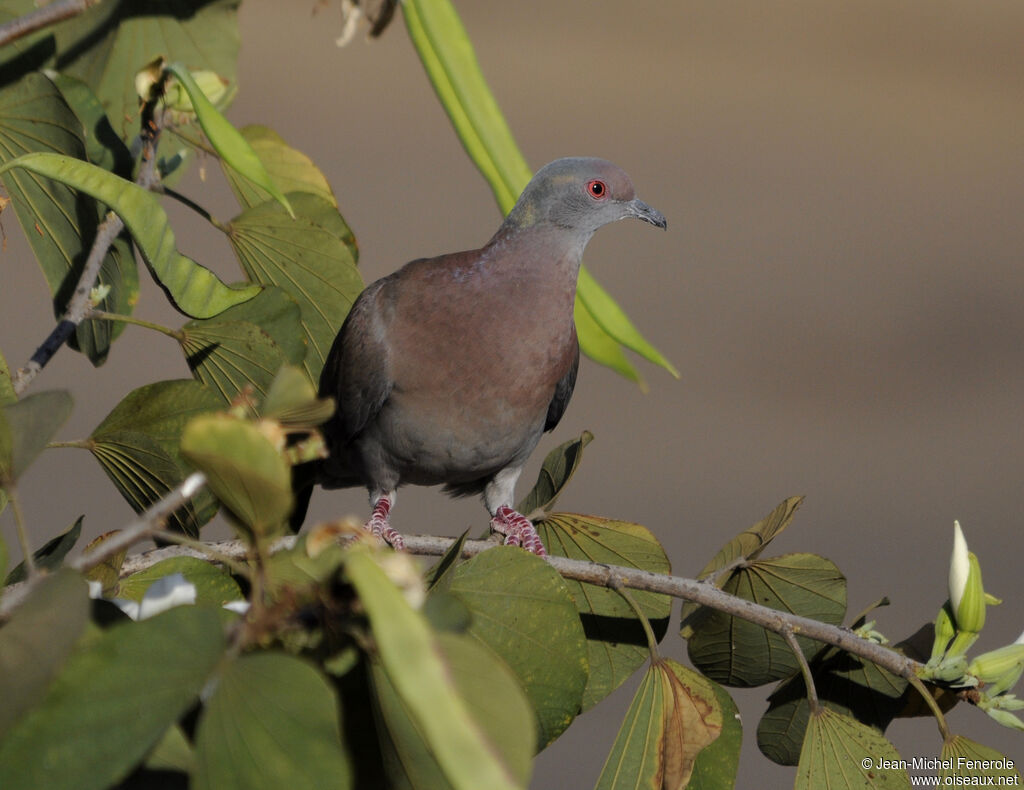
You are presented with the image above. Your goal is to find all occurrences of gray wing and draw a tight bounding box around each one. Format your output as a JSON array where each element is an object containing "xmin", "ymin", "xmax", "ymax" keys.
[
  {"xmin": 544, "ymin": 337, "xmax": 579, "ymax": 432},
  {"xmin": 319, "ymin": 278, "xmax": 394, "ymax": 447}
]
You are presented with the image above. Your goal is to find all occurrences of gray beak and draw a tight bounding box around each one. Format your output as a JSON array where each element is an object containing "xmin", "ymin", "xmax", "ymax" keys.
[{"xmin": 627, "ymin": 198, "xmax": 667, "ymax": 230}]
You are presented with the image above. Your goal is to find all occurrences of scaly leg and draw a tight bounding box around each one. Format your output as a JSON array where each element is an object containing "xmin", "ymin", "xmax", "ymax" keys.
[
  {"xmin": 366, "ymin": 491, "xmax": 405, "ymax": 550},
  {"xmin": 490, "ymin": 505, "xmax": 546, "ymax": 556}
]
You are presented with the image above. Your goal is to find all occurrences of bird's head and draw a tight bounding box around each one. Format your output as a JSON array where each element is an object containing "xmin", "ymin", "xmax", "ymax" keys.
[{"xmin": 504, "ymin": 157, "xmax": 667, "ymax": 238}]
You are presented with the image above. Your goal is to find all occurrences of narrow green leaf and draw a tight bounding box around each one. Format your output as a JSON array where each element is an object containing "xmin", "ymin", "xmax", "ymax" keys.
[
  {"xmin": 0, "ymin": 606, "xmax": 226, "ymax": 790},
  {"xmin": 165, "ymin": 63, "xmax": 292, "ymax": 217},
  {"xmin": 193, "ymin": 653, "xmax": 352, "ymax": 790},
  {"xmin": 574, "ymin": 294, "xmax": 641, "ymax": 385},
  {"xmin": 0, "ymin": 569, "xmax": 90, "ymax": 740},
  {"xmin": 447, "ymin": 546, "xmax": 588, "ymax": 747},
  {"xmin": 577, "ymin": 267, "xmax": 679, "ymax": 378},
  {"xmin": 90, "ymin": 380, "xmax": 222, "ymax": 536},
  {"xmin": 223, "ymin": 125, "xmax": 336, "ymax": 210},
  {"xmin": 346, "ymin": 550, "xmax": 521, "ymax": 790},
  {"xmin": 372, "ymin": 631, "xmax": 535, "ymax": 789},
  {"xmin": 795, "ymin": 708, "xmax": 907, "ymax": 789},
  {"xmin": 117, "ymin": 556, "xmax": 242, "ymax": 605},
  {"xmin": 4, "ymin": 515, "xmax": 82, "ymax": 585},
  {"xmin": 402, "ymin": 0, "xmax": 531, "ymax": 214},
  {"xmin": 0, "ymin": 348, "xmax": 14, "ymax": 406},
  {"xmin": 536, "ymin": 513, "xmax": 671, "ymax": 711},
  {"xmin": 687, "ymin": 553, "xmax": 847, "ymax": 687},
  {"xmin": 227, "ymin": 192, "xmax": 363, "ymax": 381},
  {"xmin": 180, "ymin": 413, "xmax": 293, "ymax": 540},
  {"xmin": 0, "ymin": 389, "xmax": 73, "ymax": 485},
  {"xmin": 0, "ymin": 152, "xmax": 260, "ymax": 318},
  {"xmin": 681, "ymin": 496, "xmax": 804, "ymax": 634},
  {"xmin": 402, "ymin": 0, "xmax": 673, "ymax": 384},
  {"xmin": 516, "ymin": 431, "xmax": 594, "ymax": 518}
]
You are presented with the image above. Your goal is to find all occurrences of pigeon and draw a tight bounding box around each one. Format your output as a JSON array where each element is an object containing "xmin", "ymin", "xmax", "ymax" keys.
[{"xmin": 311, "ymin": 157, "xmax": 666, "ymax": 554}]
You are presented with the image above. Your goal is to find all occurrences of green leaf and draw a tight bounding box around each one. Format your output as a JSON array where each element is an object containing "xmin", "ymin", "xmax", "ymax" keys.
[
  {"xmin": 0, "ymin": 569, "xmax": 90, "ymax": 740},
  {"xmin": 687, "ymin": 553, "xmax": 847, "ymax": 687},
  {"xmin": 0, "ymin": 606, "xmax": 226, "ymax": 790},
  {"xmin": 757, "ymin": 645, "xmax": 908, "ymax": 766},
  {"xmin": 0, "ymin": 152, "xmax": 260, "ymax": 318},
  {"xmin": 180, "ymin": 413, "xmax": 292, "ymax": 539},
  {"xmin": 80, "ymin": 531, "xmax": 128, "ymax": 596},
  {"xmin": 595, "ymin": 659, "xmax": 722, "ymax": 790},
  {"xmin": 4, "ymin": 515, "xmax": 82, "ymax": 585},
  {"xmin": 44, "ymin": 71, "xmax": 132, "ymax": 177},
  {"xmin": 516, "ymin": 431, "xmax": 593, "ymax": 517},
  {"xmin": 941, "ymin": 736, "xmax": 1020, "ymax": 783},
  {"xmin": 227, "ymin": 192, "xmax": 363, "ymax": 381},
  {"xmin": 577, "ymin": 267, "xmax": 679, "ymax": 378},
  {"xmin": 193, "ymin": 653, "xmax": 352, "ymax": 790},
  {"xmin": 0, "ymin": 347, "xmax": 14, "ymax": 406},
  {"xmin": 223, "ymin": 125, "xmax": 336, "ymax": 210},
  {"xmin": 681, "ymin": 496, "xmax": 804, "ymax": 634},
  {"xmin": 165, "ymin": 62, "xmax": 292, "ymax": 217},
  {"xmin": 52, "ymin": 0, "xmax": 241, "ymax": 143},
  {"xmin": 0, "ymin": 73, "xmax": 136, "ymax": 364},
  {"xmin": 402, "ymin": 0, "xmax": 673, "ymax": 384},
  {"xmin": 372, "ymin": 631, "xmax": 535, "ymax": 789},
  {"xmin": 574, "ymin": 295, "xmax": 641, "ymax": 385},
  {"xmin": 179, "ymin": 286, "xmax": 306, "ymax": 402},
  {"xmin": 795, "ymin": 708, "xmax": 907, "ymax": 789},
  {"xmin": 0, "ymin": 389, "xmax": 73, "ymax": 485},
  {"xmin": 117, "ymin": 556, "xmax": 243, "ymax": 605},
  {"xmin": 689, "ymin": 679, "xmax": 742, "ymax": 790},
  {"xmin": 89, "ymin": 380, "xmax": 222, "ymax": 536},
  {"xmin": 446, "ymin": 546, "xmax": 588, "ymax": 747},
  {"xmin": 346, "ymin": 550, "xmax": 521, "ymax": 790},
  {"xmin": 535, "ymin": 513, "xmax": 671, "ymax": 711}
]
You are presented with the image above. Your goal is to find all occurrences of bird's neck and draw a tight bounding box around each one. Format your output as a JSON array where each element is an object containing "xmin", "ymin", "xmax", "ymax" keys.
[{"xmin": 485, "ymin": 221, "xmax": 593, "ymax": 280}]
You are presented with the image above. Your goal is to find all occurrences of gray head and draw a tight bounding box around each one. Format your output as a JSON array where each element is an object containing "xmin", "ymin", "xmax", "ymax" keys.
[{"xmin": 501, "ymin": 157, "xmax": 667, "ymax": 238}]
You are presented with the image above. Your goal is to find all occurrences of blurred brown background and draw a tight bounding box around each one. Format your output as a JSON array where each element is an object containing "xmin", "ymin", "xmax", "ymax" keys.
[{"xmin": 2, "ymin": 0, "xmax": 1023, "ymax": 785}]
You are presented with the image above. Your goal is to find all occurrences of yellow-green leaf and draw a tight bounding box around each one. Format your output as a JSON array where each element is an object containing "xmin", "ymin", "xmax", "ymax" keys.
[{"xmin": 795, "ymin": 708, "xmax": 906, "ymax": 789}]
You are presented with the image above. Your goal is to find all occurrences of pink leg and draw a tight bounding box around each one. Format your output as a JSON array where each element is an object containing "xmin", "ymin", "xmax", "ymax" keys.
[
  {"xmin": 366, "ymin": 494, "xmax": 405, "ymax": 550},
  {"xmin": 490, "ymin": 505, "xmax": 546, "ymax": 556}
]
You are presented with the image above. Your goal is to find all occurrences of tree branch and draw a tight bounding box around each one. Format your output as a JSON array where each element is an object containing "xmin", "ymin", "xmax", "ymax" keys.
[
  {"xmin": 12, "ymin": 69, "xmax": 166, "ymax": 395},
  {"xmin": 57, "ymin": 530, "xmax": 924, "ymax": 683},
  {"xmin": 0, "ymin": 0, "xmax": 102, "ymax": 48}
]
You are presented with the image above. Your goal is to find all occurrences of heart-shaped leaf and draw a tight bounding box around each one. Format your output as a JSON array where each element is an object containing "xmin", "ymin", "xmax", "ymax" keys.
[
  {"xmin": 193, "ymin": 653, "xmax": 352, "ymax": 790},
  {"xmin": 941, "ymin": 736, "xmax": 1020, "ymax": 783},
  {"xmin": 795, "ymin": 708, "xmax": 906, "ymax": 789},
  {"xmin": 0, "ymin": 606, "xmax": 225, "ymax": 790},
  {"xmin": 680, "ymin": 496, "xmax": 804, "ymax": 633},
  {"xmin": 180, "ymin": 413, "xmax": 292, "ymax": 540},
  {"xmin": 179, "ymin": 286, "xmax": 306, "ymax": 402},
  {"xmin": 0, "ymin": 389, "xmax": 73, "ymax": 485},
  {"xmin": 227, "ymin": 192, "xmax": 363, "ymax": 381},
  {"xmin": 445, "ymin": 546, "xmax": 588, "ymax": 748},
  {"xmin": 687, "ymin": 553, "xmax": 846, "ymax": 687},
  {"xmin": 89, "ymin": 380, "xmax": 222, "ymax": 536},
  {"xmin": 517, "ymin": 431, "xmax": 593, "ymax": 518},
  {"xmin": 535, "ymin": 513, "xmax": 671, "ymax": 711}
]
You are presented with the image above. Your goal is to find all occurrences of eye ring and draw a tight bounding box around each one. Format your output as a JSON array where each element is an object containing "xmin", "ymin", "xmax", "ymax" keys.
[{"xmin": 586, "ymin": 179, "xmax": 608, "ymax": 200}]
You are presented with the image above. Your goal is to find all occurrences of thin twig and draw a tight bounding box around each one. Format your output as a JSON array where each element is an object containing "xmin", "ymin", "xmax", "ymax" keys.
[
  {"xmin": 7, "ymin": 485, "xmax": 36, "ymax": 579},
  {"xmin": 783, "ymin": 626, "xmax": 820, "ymax": 713},
  {"xmin": 0, "ymin": 0, "xmax": 102, "ymax": 48}
]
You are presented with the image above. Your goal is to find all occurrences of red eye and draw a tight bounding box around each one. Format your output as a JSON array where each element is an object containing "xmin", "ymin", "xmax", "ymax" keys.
[{"xmin": 586, "ymin": 179, "xmax": 607, "ymax": 200}]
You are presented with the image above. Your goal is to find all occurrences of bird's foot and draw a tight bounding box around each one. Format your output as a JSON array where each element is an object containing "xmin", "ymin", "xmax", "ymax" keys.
[
  {"xmin": 365, "ymin": 496, "xmax": 405, "ymax": 550},
  {"xmin": 490, "ymin": 505, "xmax": 546, "ymax": 556}
]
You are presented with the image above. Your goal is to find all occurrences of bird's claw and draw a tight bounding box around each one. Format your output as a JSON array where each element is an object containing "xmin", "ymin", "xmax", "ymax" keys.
[
  {"xmin": 491, "ymin": 505, "xmax": 546, "ymax": 556},
  {"xmin": 365, "ymin": 496, "xmax": 405, "ymax": 550}
]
